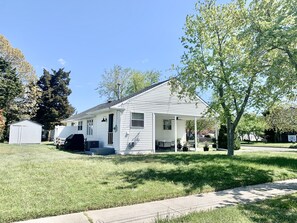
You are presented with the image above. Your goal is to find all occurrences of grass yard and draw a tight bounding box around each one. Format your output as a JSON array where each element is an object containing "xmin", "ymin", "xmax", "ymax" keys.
[
  {"xmin": 241, "ymin": 141, "xmax": 296, "ymax": 148},
  {"xmin": 1, "ymin": 143, "xmax": 297, "ymax": 222},
  {"xmin": 158, "ymin": 193, "xmax": 297, "ymax": 223}
]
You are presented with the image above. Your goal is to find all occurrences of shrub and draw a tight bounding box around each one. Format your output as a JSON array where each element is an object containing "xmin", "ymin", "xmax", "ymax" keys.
[
  {"xmin": 289, "ymin": 144, "xmax": 297, "ymax": 148},
  {"xmin": 218, "ymin": 124, "xmax": 241, "ymax": 150}
]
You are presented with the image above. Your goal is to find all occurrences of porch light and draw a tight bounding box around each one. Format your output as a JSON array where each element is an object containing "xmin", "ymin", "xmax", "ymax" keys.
[{"xmin": 101, "ymin": 117, "xmax": 107, "ymax": 122}]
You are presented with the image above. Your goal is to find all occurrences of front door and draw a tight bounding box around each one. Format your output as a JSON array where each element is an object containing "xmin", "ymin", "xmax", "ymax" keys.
[{"xmin": 108, "ymin": 114, "xmax": 114, "ymax": 145}]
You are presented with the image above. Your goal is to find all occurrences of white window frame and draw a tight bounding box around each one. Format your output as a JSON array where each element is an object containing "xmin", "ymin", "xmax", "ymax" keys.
[
  {"xmin": 131, "ymin": 112, "xmax": 144, "ymax": 128},
  {"xmin": 78, "ymin": 121, "xmax": 83, "ymax": 131},
  {"xmin": 87, "ymin": 119, "xmax": 93, "ymax": 135}
]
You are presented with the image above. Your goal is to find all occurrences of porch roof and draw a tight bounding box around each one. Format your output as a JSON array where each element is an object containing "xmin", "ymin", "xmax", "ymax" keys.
[{"xmin": 155, "ymin": 113, "xmax": 205, "ymax": 120}]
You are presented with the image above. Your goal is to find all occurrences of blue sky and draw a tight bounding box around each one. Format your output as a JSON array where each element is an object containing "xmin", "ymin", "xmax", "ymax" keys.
[{"xmin": 1, "ymin": 0, "xmax": 227, "ymax": 112}]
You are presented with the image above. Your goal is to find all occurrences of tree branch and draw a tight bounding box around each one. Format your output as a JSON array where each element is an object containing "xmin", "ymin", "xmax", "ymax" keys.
[{"xmin": 233, "ymin": 73, "xmax": 256, "ymax": 130}]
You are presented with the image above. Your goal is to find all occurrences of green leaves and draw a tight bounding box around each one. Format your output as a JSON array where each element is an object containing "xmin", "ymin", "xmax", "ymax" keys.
[
  {"xmin": 175, "ymin": 0, "xmax": 296, "ymax": 154},
  {"xmin": 0, "ymin": 58, "xmax": 22, "ymax": 109},
  {"xmin": 97, "ymin": 65, "xmax": 160, "ymax": 100},
  {"xmin": 237, "ymin": 113, "xmax": 266, "ymax": 140},
  {"xmin": 33, "ymin": 68, "xmax": 74, "ymax": 130},
  {"xmin": 265, "ymin": 104, "xmax": 297, "ymax": 133}
]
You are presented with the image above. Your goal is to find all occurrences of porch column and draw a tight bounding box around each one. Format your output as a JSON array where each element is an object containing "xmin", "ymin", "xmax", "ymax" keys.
[
  {"xmin": 194, "ymin": 117, "xmax": 198, "ymax": 151},
  {"xmin": 174, "ymin": 116, "xmax": 177, "ymax": 152},
  {"xmin": 152, "ymin": 113, "xmax": 156, "ymax": 153}
]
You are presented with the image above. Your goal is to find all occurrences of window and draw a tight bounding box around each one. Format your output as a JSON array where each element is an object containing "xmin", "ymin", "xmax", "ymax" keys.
[
  {"xmin": 78, "ymin": 121, "xmax": 83, "ymax": 131},
  {"xmin": 163, "ymin": 120, "xmax": 172, "ymax": 130},
  {"xmin": 131, "ymin": 112, "xmax": 144, "ymax": 128},
  {"xmin": 87, "ymin": 119, "xmax": 93, "ymax": 135}
]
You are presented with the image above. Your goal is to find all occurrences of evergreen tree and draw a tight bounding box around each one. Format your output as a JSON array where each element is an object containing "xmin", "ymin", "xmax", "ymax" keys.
[
  {"xmin": 0, "ymin": 57, "xmax": 22, "ymax": 110},
  {"xmin": 0, "ymin": 35, "xmax": 40, "ymax": 123},
  {"xmin": 0, "ymin": 57, "xmax": 23, "ymax": 140},
  {"xmin": 34, "ymin": 68, "xmax": 74, "ymax": 130}
]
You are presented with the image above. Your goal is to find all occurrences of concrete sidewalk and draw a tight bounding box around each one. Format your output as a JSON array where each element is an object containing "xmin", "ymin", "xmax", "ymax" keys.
[
  {"xmin": 240, "ymin": 146, "xmax": 297, "ymax": 153},
  {"xmin": 15, "ymin": 179, "xmax": 297, "ymax": 223}
]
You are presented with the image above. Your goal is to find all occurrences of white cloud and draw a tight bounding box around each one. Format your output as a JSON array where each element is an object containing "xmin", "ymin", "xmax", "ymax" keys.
[
  {"xmin": 58, "ymin": 58, "xmax": 66, "ymax": 66},
  {"xmin": 141, "ymin": 58, "xmax": 149, "ymax": 64}
]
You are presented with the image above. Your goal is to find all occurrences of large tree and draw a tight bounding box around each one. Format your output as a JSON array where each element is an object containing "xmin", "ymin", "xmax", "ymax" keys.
[
  {"xmin": 0, "ymin": 57, "xmax": 23, "ymax": 140},
  {"xmin": 126, "ymin": 70, "xmax": 160, "ymax": 95},
  {"xmin": 0, "ymin": 35, "xmax": 36, "ymax": 83},
  {"xmin": 172, "ymin": 0, "xmax": 291, "ymax": 156},
  {"xmin": 0, "ymin": 35, "xmax": 40, "ymax": 121},
  {"xmin": 16, "ymin": 81, "xmax": 41, "ymax": 120},
  {"xmin": 265, "ymin": 104, "xmax": 297, "ymax": 136},
  {"xmin": 237, "ymin": 113, "xmax": 266, "ymax": 141},
  {"xmin": 33, "ymin": 68, "xmax": 74, "ymax": 130},
  {"xmin": 249, "ymin": 0, "xmax": 297, "ymax": 76},
  {"xmin": 247, "ymin": 0, "xmax": 297, "ymax": 100},
  {"xmin": 97, "ymin": 65, "xmax": 160, "ymax": 100}
]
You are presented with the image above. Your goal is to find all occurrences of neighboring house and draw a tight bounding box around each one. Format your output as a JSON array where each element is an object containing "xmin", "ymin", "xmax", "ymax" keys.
[
  {"xmin": 9, "ymin": 120, "xmax": 42, "ymax": 144},
  {"xmin": 62, "ymin": 80, "xmax": 209, "ymax": 154}
]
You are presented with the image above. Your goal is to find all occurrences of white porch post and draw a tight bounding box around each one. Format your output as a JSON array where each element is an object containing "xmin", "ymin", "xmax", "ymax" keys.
[
  {"xmin": 194, "ymin": 117, "xmax": 198, "ymax": 151},
  {"xmin": 174, "ymin": 116, "xmax": 177, "ymax": 152},
  {"xmin": 152, "ymin": 113, "xmax": 156, "ymax": 153}
]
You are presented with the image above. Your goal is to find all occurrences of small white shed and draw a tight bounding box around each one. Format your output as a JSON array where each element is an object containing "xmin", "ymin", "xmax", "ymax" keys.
[{"xmin": 9, "ymin": 120, "xmax": 42, "ymax": 144}]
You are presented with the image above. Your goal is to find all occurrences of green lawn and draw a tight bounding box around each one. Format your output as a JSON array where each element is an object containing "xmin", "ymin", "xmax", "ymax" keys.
[
  {"xmin": 241, "ymin": 141, "xmax": 297, "ymax": 148},
  {"xmin": 158, "ymin": 193, "xmax": 297, "ymax": 223},
  {"xmin": 1, "ymin": 143, "xmax": 297, "ymax": 222}
]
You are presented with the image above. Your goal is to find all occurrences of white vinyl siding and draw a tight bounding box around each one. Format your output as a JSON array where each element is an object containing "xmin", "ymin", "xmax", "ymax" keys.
[
  {"xmin": 131, "ymin": 112, "xmax": 144, "ymax": 128},
  {"xmin": 117, "ymin": 82, "xmax": 208, "ymax": 153},
  {"xmin": 115, "ymin": 82, "xmax": 207, "ymax": 116},
  {"xmin": 120, "ymin": 111, "xmax": 153, "ymax": 153}
]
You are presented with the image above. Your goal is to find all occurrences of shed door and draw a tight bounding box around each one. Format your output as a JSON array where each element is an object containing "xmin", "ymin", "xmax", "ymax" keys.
[{"xmin": 108, "ymin": 114, "xmax": 114, "ymax": 144}]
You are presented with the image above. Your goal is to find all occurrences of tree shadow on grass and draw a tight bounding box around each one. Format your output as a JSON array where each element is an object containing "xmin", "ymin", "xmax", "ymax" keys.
[
  {"xmin": 111, "ymin": 153, "xmax": 297, "ymax": 171},
  {"xmin": 236, "ymin": 156, "xmax": 297, "ymax": 171},
  {"xmin": 117, "ymin": 163, "xmax": 275, "ymax": 193},
  {"xmin": 112, "ymin": 153, "xmax": 230, "ymax": 165},
  {"xmin": 239, "ymin": 193, "xmax": 297, "ymax": 223}
]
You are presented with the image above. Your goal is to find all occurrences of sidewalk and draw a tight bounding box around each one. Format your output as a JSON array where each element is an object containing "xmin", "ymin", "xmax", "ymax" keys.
[
  {"xmin": 15, "ymin": 179, "xmax": 297, "ymax": 223},
  {"xmin": 240, "ymin": 146, "xmax": 297, "ymax": 153}
]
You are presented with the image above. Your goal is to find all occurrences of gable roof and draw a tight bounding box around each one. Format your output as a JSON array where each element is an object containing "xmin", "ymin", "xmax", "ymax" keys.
[
  {"xmin": 10, "ymin": 120, "xmax": 43, "ymax": 126},
  {"xmin": 64, "ymin": 80, "xmax": 169, "ymax": 121}
]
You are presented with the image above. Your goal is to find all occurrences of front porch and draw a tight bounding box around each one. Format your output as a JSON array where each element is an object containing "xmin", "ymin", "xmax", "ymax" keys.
[{"xmin": 153, "ymin": 113, "xmax": 217, "ymax": 153}]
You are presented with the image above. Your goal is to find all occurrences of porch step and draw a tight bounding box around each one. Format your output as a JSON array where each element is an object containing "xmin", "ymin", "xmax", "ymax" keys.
[{"xmin": 85, "ymin": 147, "xmax": 115, "ymax": 155}]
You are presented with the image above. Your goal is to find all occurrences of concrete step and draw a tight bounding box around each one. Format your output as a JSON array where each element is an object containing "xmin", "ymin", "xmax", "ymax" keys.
[{"xmin": 85, "ymin": 147, "xmax": 115, "ymax": 155}]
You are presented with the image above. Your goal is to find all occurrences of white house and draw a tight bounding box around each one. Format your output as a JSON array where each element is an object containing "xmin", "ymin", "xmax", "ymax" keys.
[
  {"xmin": 9, "ymin": 120, "xmax": 42, "ymax": 144},
  {"xmin": 63, "ymin": 80, "xmax": 209, "ymax": 154}
]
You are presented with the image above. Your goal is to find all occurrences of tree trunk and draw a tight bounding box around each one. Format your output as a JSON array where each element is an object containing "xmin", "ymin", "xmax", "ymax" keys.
[{"xmin": 227, "ymin": 118, "xmax": 234, "ymax": 156}]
